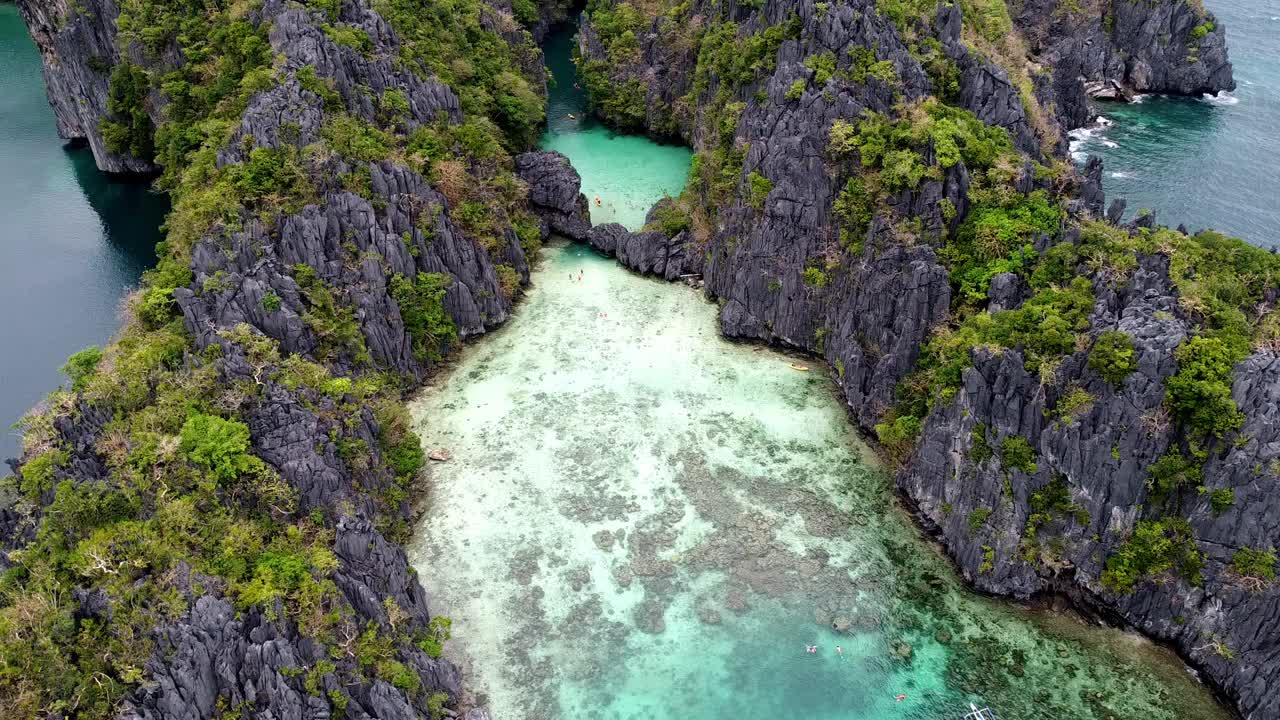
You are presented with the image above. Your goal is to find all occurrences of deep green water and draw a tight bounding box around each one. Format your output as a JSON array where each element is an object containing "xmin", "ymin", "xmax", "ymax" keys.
[
  {"xmin": 1072, "ymin": 0, "xmax": 1279, "ymax": 246},
  {"xmin": 406, "ymin": 24, "xmax": 1231, "ymax": 720},
  {"xmin": 0, "ymin": 6, "xmax": 168, "ymax": 460}
]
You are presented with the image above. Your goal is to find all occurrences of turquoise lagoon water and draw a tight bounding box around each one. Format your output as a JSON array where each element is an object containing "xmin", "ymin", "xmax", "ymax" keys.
[
  {"xmin": 1072, "ymin": 0, "xmax": 1280, "ymax": 247},
  {"xmin": 406, "ymin": 27, "xmax": 1229, "ymax": 720},
  {"xmin": 538, "ymin": 25, "xmax": 692, "ymax": 230},
  {"xmin": 406, "ymin": 244, "xmax": 1230, "ymax": 720},
  {"xmin": 0, "ymin": 6, "xmax": 168, "ymax": 459}
]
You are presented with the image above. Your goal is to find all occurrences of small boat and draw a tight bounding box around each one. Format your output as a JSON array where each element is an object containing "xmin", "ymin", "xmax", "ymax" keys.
[
  {"xmin": 567, "ymin": 113, "xmax": 577, "ymax": 119},
  {"xmin": 962, "ymin": 704, "xmax": 1000, "ymax": 720},
  {"xmin": 789, "ymin": 363, "xmax": 809, "ymax": 372}
]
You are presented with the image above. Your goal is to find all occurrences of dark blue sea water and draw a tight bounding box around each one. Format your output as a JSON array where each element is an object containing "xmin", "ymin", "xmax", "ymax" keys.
[
  {"xmin": 0, "ymin": 6, "xmax": 168, "ymax": 461},
  {"xmin": 1072, "ymin": 0, "xmax": 1280, "ymax": 247}
]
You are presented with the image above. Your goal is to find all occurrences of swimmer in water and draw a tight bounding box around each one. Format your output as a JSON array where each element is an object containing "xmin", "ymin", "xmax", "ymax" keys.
[
  {"xmin": 895, "ymin": 694, "xmax": 907, "ymax": 703},
  {"xmin": 836, "ymin": 646, "xmax": 843, "ymax": 656},
  {"xmin": 594, "ymin": 196, "xmax": 602, "ymax": 206}
]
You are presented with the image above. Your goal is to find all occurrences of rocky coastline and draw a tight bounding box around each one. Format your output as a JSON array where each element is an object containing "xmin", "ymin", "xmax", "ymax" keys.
[
  {"xmin": 4, "ymin": 0, "xmax": 578, "ymax": 717},
  {"xmin": 5, "ymin": 0, "xmax": 1276, "ymax": 718},
  {"xmin": 561, "ymin": 0, "xmax": 1274, "ymax": 716}
]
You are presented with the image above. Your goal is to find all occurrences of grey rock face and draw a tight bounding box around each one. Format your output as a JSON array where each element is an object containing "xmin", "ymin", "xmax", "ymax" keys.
[
  {"xmin": 897, "ymin": 252, "xmax": 1280, "ymax": 717},
  {"xmin": 10, "ymin": 0, "xmax": 594, "ymax": 717},
  {"xmin": 586, "ymin": 223, "xmax": 701, "ymax": 281},
  {"xmin": 580, "ymin": 0, "xmax": 955, "ymax": 425},
  {"xmin": 936, "ymin": 5, "xmax": 1041, "ymax": 157},
  {"xmin": 266, "ymin": 2, "xmax": 462, "ymax": 130},
  {"xmin": 1015, "ymin": 0, "xmax": 1233, "ymax": 129},
  {"xmin": 16, "ymin": 0, "xmax": 158, "ymax": 173},
  {"xmin": 576, "ymin": 0, "xmax": 1265, "ymax": 715},
  {"xmin": 516, "ymin": 150, "xmax": 593, "ymax": 240},
  {"xmin": 176, "ymin": 159, "xmax": 515, "ymax": 379}
]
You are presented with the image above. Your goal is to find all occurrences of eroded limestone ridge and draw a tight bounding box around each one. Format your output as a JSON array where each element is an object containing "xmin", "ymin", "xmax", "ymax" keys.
[
  {"xmin": 6, "ymin": 0, "xmax": 1273, "ymax": 718},
  {"xmin": 5, "ymin": 0, "xmax": 581, "ymax": 717},
  {"xmin": 567, "ymin": 0, "xmax": 1275, "ymax": 717}
]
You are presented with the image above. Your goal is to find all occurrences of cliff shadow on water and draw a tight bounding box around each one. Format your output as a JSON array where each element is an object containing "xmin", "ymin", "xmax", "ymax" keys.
[{"xmin": 0, "ymin": 4, "xmax": 167, "ymax": 460}]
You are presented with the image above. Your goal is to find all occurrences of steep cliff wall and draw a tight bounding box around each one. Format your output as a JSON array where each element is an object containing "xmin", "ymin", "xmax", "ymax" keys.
[
  {"xmin": 17, "ymin": 0, "xmax": 158, "ymax": 173},
  {"xmin": 2, "ymin": 0, "xmax": 587, "ymax": 718},
  {"xmin": 1015, "ymin": 0, "xmax": 1234, "ymax": 127},
  {"xmin": 570, "ymin": 0, "xmax": 1276, "ymax": 717}
]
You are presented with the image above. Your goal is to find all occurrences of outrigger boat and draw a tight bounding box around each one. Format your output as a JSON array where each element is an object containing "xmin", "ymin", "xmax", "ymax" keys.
[{"xmin": 962, "ymin": 704, "xmax": 1000, "ymax": 720}]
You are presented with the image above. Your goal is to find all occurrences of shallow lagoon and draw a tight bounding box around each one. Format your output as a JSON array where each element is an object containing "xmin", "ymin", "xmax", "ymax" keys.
[
  {"xmin": 405, "ymin": 21, "xmax": 1229, "ymax": 720},
  {"xmin": 537, "ymin": 24, "xmax": 691, "ymax": 230},
  {"xmin": 407, "ymin": 245, "xmax": 1228, "ymax": 720}
]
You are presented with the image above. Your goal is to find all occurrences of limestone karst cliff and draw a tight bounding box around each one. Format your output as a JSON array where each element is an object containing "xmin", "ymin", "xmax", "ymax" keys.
[
  {"xmin": 566, "ymin": 0, "xmax": 1275, "ymax": 716},
  {"xmin": 5, "ymin": 0, "xmax": 580, "ymax": 717},
  {"xmin": 7, "ymin": 0, "xmax": 1276, "ymax": 717}
]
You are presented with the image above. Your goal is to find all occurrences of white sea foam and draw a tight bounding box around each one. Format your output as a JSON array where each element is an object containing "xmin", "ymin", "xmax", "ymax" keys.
[
  {"xmin": 1068, "ymin": 126, "xmax": 1099, "ymax": 143},
  {"xmin": 1068, "ymin": 116, "xmax": 1115, "ymax": 161},
  {"xmin": 1109, "ymin": 171, "xmax": 1132, "ymax": 179},
  {"xmin": 1202, "ymin": 91, "xmax": 1240, "ymax": 106}
]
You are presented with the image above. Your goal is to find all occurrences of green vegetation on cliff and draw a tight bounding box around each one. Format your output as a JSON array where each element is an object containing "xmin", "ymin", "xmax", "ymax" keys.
[
  {"xmin": 1, "ymin": 0, "xmax": 554, "ymax": 715},
  {"xmin": 573, "ymin": 6, "xmax": 1275, "ymax": 621}
]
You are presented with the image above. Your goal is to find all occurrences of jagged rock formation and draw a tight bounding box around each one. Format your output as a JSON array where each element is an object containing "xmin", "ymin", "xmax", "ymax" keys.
[
  {"xmin": 576, "ymin": 0, "xmax": 1015, "ymax": 424},
  {"xmin": 899, "ymin": 240, "xmax": 1280, "ymax": 716},
  {"xmin": 7, "ymin": 0, "xmax": 1272, "ymax": 716},
  {"xmin": 121, "ymin": 517, "xmax": 462, "ymax": 720},
  {"xmin": 516, "ymin": 149, "xmax": 592, "ymax": 240},
  {"xmin": 17, "ymin": 0, "xmax": 158, "ymax": 173},
  {"xmin": 4, "ymin": 0, "xmax": 576, "ymax": 718},
  {"xmin": 572, "ymin": 0, "xmax": 1278, "ymax": 717},
  {"xmin": 175, "ymin": 157, "xmax": 519, "ymax": 379},
  {"xmin": 1015, "ymin": 0, "xmax": 1234, "ymax": 128}
]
